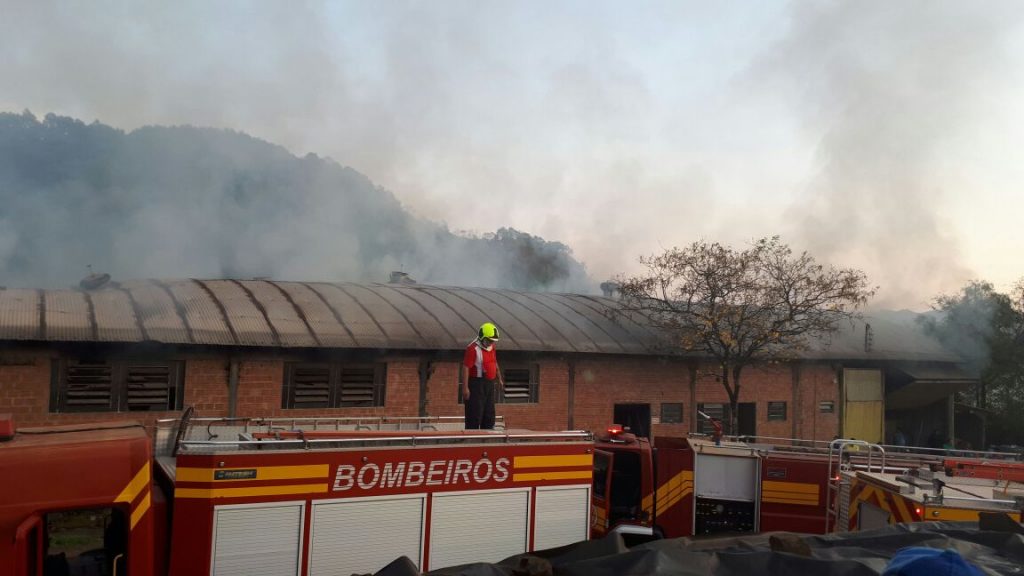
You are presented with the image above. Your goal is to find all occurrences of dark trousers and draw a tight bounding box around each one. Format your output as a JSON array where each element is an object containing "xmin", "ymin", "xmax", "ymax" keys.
[{"xmin": 465, "ymin": 377, "xmax": 496, "ymax": 429}]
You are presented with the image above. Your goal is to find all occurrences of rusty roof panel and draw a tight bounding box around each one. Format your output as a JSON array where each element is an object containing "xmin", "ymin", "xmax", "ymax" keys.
[
  {"xmin": 0, "ymin": 279, "xmax": 959, "ymax": 362},
  {"xmin": 90, "ymin": 289, "xmax": 143, "ymax": 342},
  {"xmin": 528, "ymin": 293, "xmax": 622, "ymax": 352},
  {"xmin": 546, "ymin": 294, "xmax": 652, "ymax": 354},
  {"xmin": 410, "ymin": 287, "xmax": 513, "ymax": 348},
  {"xmin": 516, "ymin": 292, "xmax": 619, "ymax": 354},
  {"xmin": 445, "ymin": 288, "xmax": 555, "ymax": 352},
  {"xmin": 158, "ymin": 279, "xmax": 232, "ymax": 346},
  {"xmin": 485, "ymin": 290, "xmax": 590, "ymax": 352},
  {"xmin": 275, "ymin": 282, "xmax": 358, "ymax": 348},
  {"xmin": 372, "ymin": 284, "xmax": 461, "ymax": 349},
  {"xmin": 198, "ymin": 280, "xmax": 276, "ymax": 347},
  {"xmin": 244, "ymin": 281, "xmax": 318, "ymax": 348},
  {"xmin": 0, "ymin": 289, "xmax": 41, "ymax": 340},
  {"xmin": 394, "ymin": 286, "xmax": 478, "ymax": 346},
  {"xmin": 44, "ymin": 290, "xmax": 93, "ymax": 341},
  {"xmin": 306, "ymin": 283, "xmax": 389, "ymax": 348},
  {"xmin": 339, "ymin": 283, "xmax": 423, "ymax": 348},
  {"xmin": 120, "ymin": 280, "xmax": 191, "ymax": 344}
]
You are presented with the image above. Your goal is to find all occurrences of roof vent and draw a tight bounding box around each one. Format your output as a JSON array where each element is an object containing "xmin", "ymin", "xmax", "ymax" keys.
[
  {"xmin": 389, "ymin": 271, "xmax": 416, "ymax": 285},
  {"xmin": 864, "ymin": 323, "xmax": 874, "ymax": 353},
  {"xmin": 79, "ymin": 265, "xmax": 111, "ymax": 291},
  {"xmin": 600, "ymin": 281, "xmax": 620, "ymax": 298}
]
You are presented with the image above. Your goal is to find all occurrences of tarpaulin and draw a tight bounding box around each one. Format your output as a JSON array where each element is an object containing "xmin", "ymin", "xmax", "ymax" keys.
[{"xmin": 381, "ymin": 522, "xmax": 1024, "ymax": 576}]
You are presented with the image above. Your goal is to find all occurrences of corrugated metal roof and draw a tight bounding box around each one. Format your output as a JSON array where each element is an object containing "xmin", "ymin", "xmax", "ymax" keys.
[
  {"xmin": 121, "ymin": 279, "xmax": 192, "ymax": 344},
  {"xmin": 0, "ymin": 289, "xmax": 41, "ymax": 340},
  {"xmin": 0, "ymin": 279, "xmax": 958, "ymax": 361},
  {"xmin": 90, "ymin": 288, "xmax": 143, "ymax": 342},
  {"xmin": 44, "ymin": 290, "xmax": 93, "ymax": 341}
]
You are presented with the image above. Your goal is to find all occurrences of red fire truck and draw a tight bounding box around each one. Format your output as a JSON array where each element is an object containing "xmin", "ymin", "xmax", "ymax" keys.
[
  {"xmin": 1, "ymin": 413, "xmax": 594, "ymax": 576},
  {"xmin": 590, "ymin": 428, "xmax": 1024, "ymax": 541},
  {"xmin": 6, "ymin": 412, "xmax": 1024, "ymax": 576}
]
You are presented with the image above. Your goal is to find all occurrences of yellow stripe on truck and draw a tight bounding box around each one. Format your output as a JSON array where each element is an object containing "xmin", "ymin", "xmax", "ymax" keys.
[
  {"xmin": 512, "ymin": 471, "xmax": 593, "ymax": 482},
  {"xmin": 176, "ymin": 483, "xmax": 329, "ymax": 499},
  {"xmin": 115, "ymin": 462, "xmax": 151, "ymax": 504},
  {"xmin": 642, "ymin": 470, "xmax": 694, "ymax": 513},
  {"xmin": 130, "ymin": 492, "xmax": 151, "ymax": 529},
  {"xmin": 513, "ymin": 455, "xmax": 593, "ymax": 468},
  {"xmin": 761, "ymin": 481, "xmax": 820, "ymax": 506},
  {"xmin": 176, "ymin": 464, "xmax": 329, "ymax": 483}
]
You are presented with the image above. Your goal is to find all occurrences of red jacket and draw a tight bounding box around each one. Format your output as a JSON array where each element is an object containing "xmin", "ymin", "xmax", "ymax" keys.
[{"xmin": 464, "ymin": 340, "xmax": 498, "ymax": 379}]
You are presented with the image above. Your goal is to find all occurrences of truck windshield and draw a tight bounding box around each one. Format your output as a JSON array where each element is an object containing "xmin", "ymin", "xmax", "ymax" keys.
[{"xmin": 609, "ymin": 451, "xmax": 642, "ymax": 522}]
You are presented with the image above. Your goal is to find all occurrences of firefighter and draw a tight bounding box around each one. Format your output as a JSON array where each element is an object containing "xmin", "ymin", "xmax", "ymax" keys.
[{"xmin": 463, "ymin": 322, "xmax": 505, "ymax": 429}]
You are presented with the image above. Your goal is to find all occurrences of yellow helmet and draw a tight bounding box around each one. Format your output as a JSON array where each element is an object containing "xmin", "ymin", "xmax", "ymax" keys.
[{"xmin": 478, "ymin": 322, "xmax": 500, "ymax": 340}]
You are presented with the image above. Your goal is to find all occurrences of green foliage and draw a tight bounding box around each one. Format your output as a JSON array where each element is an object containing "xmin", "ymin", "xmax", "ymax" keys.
[
  {"xmin": 617, "ymin": 236, "xmax": 874, "ymax": 430},
  {"xmin": 921, "ymin": 280, "xmax": 1024, "ymax": 445}
]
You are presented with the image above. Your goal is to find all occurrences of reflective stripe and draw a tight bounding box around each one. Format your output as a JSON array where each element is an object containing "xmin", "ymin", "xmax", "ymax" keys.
[
  {"xmin": 130, "ymin": 492, "xmax": 151, "ymax": 529},
  {"xmin": 474, "ymin": 345, "xmax": 483, "ymax": 378},
  {"xmin": 513, "ymin": 455, "xmax": 593, "ymax": 468}
]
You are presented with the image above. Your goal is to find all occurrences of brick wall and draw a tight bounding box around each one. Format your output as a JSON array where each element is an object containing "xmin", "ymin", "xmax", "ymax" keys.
[
  {"xmin": 424, "ymin": 358, "xmax": 569, "ymax": 431},
  {"xmin": 573, "ymin": 356, "xmax": 691, "ymax": 437},
  {"xmin": 1, "ymin": 347, "xmax": 842, "ymax": 441}
]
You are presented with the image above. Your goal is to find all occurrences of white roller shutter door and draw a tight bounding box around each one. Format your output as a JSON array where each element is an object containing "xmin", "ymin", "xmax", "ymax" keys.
[
  {"xmin": 430, "ymin": 489, "xmax": 529, "ymax": 569},
  {"xmin": 695, "ymin": 455, "xmax": 759, "ymax": 501},
  {"xmin": 533, "ymin": 486, "xmax": 589, "ymax": 551},
  {"xmin": 309, "ymin": 495, "xmax": 425, "ymax": 576},
  {"xmin": 211, "ymin": 502, "xmax": 303, "ymax": 576}
]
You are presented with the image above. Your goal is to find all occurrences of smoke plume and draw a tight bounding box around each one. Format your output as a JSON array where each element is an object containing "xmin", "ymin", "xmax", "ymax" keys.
[
  {"xmin": 759, "ymin": 0, "xmax": 1023, "ymax": 307},
  {"xmin": 0, "ymin": 112, "xmax": 591, "ymax": 291}
]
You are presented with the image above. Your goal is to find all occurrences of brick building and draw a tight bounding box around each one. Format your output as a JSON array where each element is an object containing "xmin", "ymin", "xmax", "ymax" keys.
[{"xmin": 0, "ymin": 279, "xmax": 972, "ymax": 445}]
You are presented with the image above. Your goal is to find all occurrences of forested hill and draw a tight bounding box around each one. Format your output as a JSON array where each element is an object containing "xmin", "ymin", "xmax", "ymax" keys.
[{"xmin": 0, "ymin": 111, "xmax": 591, "ymax": 291}]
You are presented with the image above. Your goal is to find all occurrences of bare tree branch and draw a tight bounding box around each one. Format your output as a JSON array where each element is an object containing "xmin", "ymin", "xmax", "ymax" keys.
[{"xmin": 614, "ymin": 236, "xmax": 875, "ymax": 432}]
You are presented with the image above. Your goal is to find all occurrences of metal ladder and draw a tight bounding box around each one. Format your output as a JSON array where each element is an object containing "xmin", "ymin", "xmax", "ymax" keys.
[{"xmin": 825, "ymin": 439, "xmax": 886, "ymax": 532}]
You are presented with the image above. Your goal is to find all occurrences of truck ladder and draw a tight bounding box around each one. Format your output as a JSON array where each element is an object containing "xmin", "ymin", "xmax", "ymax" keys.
[
  {"xmin": 155, "ymin": 415, "xmax": 508, "ymax": 455},
  {"xmin": 825, "ymin": 439, "xmax": 885, "ymax": 533},
  {"xmin": 944, "ymin": 459, "xmax": 1024, "ymax": 482},
  {"xmin": 158, "ymin": 415, "xmax": 592, "ymax": 455}
]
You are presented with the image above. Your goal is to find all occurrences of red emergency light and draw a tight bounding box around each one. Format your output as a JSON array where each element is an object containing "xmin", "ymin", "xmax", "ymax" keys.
[{"xmin": 606, "ymin": 424, "xmax": 624, "ymax": 435}]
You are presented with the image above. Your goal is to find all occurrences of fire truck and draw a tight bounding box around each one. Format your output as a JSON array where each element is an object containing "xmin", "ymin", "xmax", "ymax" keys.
[
  {"xmin": 1, "ymin": 413, "xmax": 594, "ymax": 576},
  {"xmin": 6, "ymin": 413, "xmax": 1024, "ymax": 576},
  {"xmin": 590, "ymin": 427, "xmax": 1024, "ymax": 541}
]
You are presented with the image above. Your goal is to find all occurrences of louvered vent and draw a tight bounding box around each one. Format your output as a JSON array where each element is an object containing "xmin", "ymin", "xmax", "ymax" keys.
[
  {"xmin": 339, "ymin": 365, "xmax": 382, "ymax": 407},
  {"xmin": 56, "ymin": 359, "xmax": 184, "ymax": 413},
  {"xmin": 502, "ymin": 368, "xmax": 532, "ymax": 402},
  {"xmin": 126, "ymin": 364, "xmax": 175, "ymax": 411},
  {"xmin": 64, "ymin": 362, "xmax": 114, "ymax": 411},
  {"xmin": 500, "ymin": 364, "xmax": 538, "ymax": 404},
  {"xmin": 289, "ymin": 364, "xmax": 332, "ymax": 408}
]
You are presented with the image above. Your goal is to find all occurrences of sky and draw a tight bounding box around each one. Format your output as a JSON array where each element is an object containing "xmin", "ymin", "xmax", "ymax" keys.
[{"xmin": 2, "ymin": 0, "xmax": 1023, "ymax": 309}]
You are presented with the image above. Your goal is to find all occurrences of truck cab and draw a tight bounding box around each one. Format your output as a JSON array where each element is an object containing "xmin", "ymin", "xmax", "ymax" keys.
[{"xmin": 0, "ymin": 417, "xmax": 161, "ymax": 576}]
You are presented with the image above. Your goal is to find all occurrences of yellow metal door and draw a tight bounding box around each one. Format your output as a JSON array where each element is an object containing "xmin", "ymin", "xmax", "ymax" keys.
[{"xmin": 843, "ymin": 369, "xmax": 883, "ymax": 443}]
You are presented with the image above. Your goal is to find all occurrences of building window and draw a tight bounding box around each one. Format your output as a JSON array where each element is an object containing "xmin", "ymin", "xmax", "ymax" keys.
[
  {"xmin": 458, "ymin": 364, "xmax": 539, "ymax": 404},
  {"xmin": 282, "ymin": 362, "xmax": 386, "ymax": 409},
  {"xmin": 52, "ymin": 359, "xmax": 185, "ymax": 413},
  {"xmin": 697, "ymin": 403, "xmax": 728, "ymax": 434},
  {"xmin": 819, "ymin": 400, "xmax": 835, "ymax": 413},
  {"xmin": 767, "ymin": 401, "xmax": 787, "ymax": 421},
  {"xmin": 660, "ymin": 402, "xmax": 684, "ymax": 424}
]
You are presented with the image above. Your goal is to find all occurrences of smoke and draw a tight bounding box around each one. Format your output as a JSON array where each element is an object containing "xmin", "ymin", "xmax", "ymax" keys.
[
  {"xmin": 756, "ymin": 0, "xmax": 1024, "ymax": 308},
  {"xmin": 1, "ymin": 2, "xmax": 1022, "ymax": 303},
  {"xmin": 0, "ymin": 112, "xmax": 591, "ymax": 291}
]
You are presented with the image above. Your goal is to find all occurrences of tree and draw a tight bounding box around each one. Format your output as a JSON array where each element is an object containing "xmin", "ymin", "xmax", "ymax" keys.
[
  {"xmin": 616, "ymin": 237, "xmax": 874, "ymax": 433},
  {"xmin": 921, "ymin": 280, "xmax": 1024, "ymax": 444}
]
